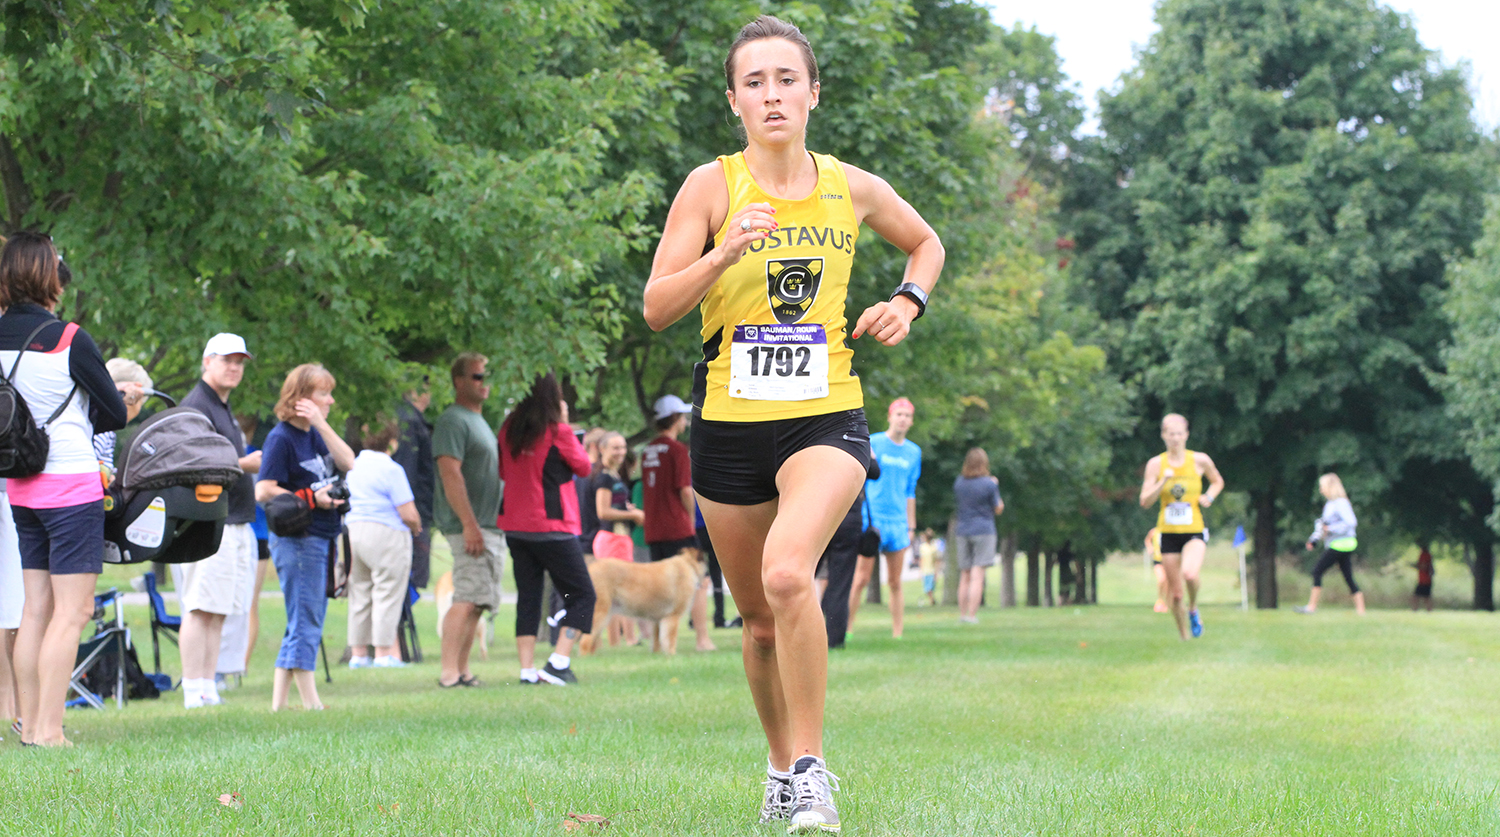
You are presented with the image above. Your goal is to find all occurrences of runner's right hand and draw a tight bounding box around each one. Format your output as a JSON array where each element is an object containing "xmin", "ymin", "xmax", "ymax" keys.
[{"xmin": 717, "ymin": 203, "xmax": 777, "ymax": 267}]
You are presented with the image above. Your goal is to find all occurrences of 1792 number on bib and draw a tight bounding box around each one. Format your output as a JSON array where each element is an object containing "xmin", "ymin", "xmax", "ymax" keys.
[{"xmin": 729, "ymin": 324, "xmax": 829, "ymax": 401}]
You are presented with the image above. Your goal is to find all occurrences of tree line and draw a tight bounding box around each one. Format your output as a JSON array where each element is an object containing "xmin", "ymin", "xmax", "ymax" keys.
[{"xmin": 1, "ymin": 0, "xmax": 1495, "ymax": 606}]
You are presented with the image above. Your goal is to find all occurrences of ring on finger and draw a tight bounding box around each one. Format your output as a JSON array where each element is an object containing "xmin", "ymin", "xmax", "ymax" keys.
[{"xmin": 740, "ymin": 218, "xmax": 753, "ymax": 232}]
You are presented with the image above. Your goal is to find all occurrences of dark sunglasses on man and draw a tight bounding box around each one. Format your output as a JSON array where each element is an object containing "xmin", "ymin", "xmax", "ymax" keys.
[{"xmin": 470, "ymin": 372, "xmax": 488, "ymax": 382}]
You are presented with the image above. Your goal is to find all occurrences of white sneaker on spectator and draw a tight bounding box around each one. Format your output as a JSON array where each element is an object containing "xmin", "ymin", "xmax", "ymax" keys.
[
  {"xmin": 349, "ymin": 656, "xmax": 373, "ymax": 669},
  {"xmin": 373, "ymin": 656, "xmax": 408, "ymax": 668}
]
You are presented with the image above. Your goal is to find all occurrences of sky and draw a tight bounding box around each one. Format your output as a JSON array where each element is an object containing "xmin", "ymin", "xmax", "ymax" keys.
[{"xmin": 985, "ymin": 0, "xmax": 1499, "ymax": 132}]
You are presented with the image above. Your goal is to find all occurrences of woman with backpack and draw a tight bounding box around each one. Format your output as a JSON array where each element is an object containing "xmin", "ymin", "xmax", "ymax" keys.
[{"xmin": 0, "ymin": 232, "xmax": 128, "ymax": 746}]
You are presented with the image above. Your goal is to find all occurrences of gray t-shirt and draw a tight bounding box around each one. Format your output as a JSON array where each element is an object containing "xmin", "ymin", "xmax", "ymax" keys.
[
  {"xmin": 432, "ymin": 405, "xmax": 500, "ymax": 535},
  {"xmin": 953, "ymin": 475, "xmax": 1001, "ymax": 537}
]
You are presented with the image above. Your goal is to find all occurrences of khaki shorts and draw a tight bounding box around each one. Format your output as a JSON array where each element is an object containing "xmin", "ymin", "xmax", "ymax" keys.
[
  {"xmin": 174, "ymin": 523, "xmax": 258, "ymax": 616},
  {"xmin": 446, "ymin": 529, "xmax": 506, "ymax": 611}
]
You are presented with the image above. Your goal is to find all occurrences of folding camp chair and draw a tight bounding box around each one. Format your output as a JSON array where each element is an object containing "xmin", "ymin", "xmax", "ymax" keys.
[
  {"xmin": 143, "ymin": 571, "xmax": 181, "ymax": 676},
  {"xmin": 397, "ymin": 583, "xmax": 422, "ymax": 663},
  {"xmin": 68, "ymin": 589, "xmax": 130, "ymax": 710}
]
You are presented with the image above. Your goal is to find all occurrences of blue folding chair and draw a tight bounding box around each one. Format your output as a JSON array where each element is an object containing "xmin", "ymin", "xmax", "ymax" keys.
[
  {"xmin": 67, "ymin": 590, "xmax": 129, "ymax": 709},
  {"xmin": 143, "ymin": 571, "xmax": 181, "ymax": 678}
]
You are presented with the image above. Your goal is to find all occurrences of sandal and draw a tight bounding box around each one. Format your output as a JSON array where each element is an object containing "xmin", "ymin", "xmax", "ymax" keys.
[
  {"xmin": 437, "ymin": 677, "xmax": 463, "ymax": 688},
  {"xmin": 458, "ymin": 674, "xmax": 481, "ymax": 687}
]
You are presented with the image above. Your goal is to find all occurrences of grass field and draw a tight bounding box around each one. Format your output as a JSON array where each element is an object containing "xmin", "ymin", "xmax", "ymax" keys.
[{"xmin": 5, "ymin": 546, "xmax": 1500, "ymax": 836}]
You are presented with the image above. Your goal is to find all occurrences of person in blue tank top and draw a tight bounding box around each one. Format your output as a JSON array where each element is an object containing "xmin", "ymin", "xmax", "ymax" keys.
[{"xmin": 846, "ymin": 397, "xmax": 920, "ymax": 639}]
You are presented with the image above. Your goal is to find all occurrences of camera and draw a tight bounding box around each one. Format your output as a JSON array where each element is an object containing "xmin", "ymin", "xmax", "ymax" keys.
[{"xmin": 325, "ymin": 477, "xmax": 351, "ymax": 503}]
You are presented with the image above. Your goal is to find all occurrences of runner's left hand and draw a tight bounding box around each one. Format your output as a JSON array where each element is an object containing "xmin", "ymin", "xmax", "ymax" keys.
[{"xmin": 853, "ymin": 296, "xmax": 919, "ymax": 346}]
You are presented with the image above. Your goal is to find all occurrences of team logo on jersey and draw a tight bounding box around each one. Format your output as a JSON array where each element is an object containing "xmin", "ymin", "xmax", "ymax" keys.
[
  {"xmin": 1170, "ymin": 483, "xmax": 1186, "ymax": 501},
  {"xmin": 766, "ymin": 258, "xmax": 823, "ymax": 324}
]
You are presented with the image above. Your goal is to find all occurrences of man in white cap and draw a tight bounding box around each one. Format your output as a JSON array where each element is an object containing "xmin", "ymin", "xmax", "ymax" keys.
[
  {"xmin": 641, "ymin": 394, "xmax": 713, "ymax": 651},
  {"xmin": 174, "ymin": 333, "xmax": 261, "ymax": 707}
]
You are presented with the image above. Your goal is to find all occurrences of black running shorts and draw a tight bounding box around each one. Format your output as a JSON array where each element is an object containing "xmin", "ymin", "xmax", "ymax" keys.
[
  {"xmin": 1159, "ymin": 531, "xmax": 1205, "ymax": 554},
  {"xmin": 691, "ymin": 409, "xmax": 870, "ymax": 506}
]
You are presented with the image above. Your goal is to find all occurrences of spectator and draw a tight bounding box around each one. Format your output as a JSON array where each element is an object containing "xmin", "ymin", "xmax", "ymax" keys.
[
  {"xmin": 848, "ymin": 397, "xmax": 922, "ymax": 638},
  {"xmin": 1295, "ymin": 472, "xmax": 1365, "ymax": 616},
  {"xmin": 173, "ymin": 333, "xmax": 260, "ymax": 707},
  {"xmin": 917, "ymin": 529, "xmax": 939, "ymax": 607},
  {"xmin": 592, "ymin": 431, "xmax": 644, "ymax": 646},
  {"xmin": 0, "ymin": 478, "xmax": 19, "ymax": 734},
  {"xmin": 575, "ymin": 427, "xmax": 608, "ymax": 555},
  {"xmin": 953, "ymin": 447, "xmax": 1003, "ymax": 624},
  {"xmin": 641, "ymin": 394, "xmax": 714, "ymax": 652},
  {"xmin": 497, "ymin": 373, "xmax": 595, "ymax": 685},
  {"xmin": 345, "ymin": 419, "xmax": 422, "ymax": 668},
  {"xmin": 393, "ymin": 382, "xmax": 435, "ymax": 590},
  {"xmin": 255, "ymin": 363, "xmax": 355, "ymax": 711},
  {"xmin": 236, "ymin": 413, "xmax": 272, "ymax": 670},
  {"xmin": 1413, "ymin": 547, "xmax": 1435, "ymax": 612},
  {"xmin": 92, "ymin": 358, "xmax": 150, "ymax": 471},
  {"xmin": 433, "ymin": 351, "xmax": 503, "ymax": 689},
  {"xmin": 1, "ymin": 232, "xmax": 127, "ymax": 745}
]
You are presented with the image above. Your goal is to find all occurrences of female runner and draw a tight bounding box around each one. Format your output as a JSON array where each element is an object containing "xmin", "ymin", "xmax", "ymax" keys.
[{"xmin": 643, "ymin": 15, "xmax": 943, "ymax": 833}]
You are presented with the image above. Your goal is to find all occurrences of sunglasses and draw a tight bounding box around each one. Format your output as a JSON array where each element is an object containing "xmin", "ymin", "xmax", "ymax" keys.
[{"xmin": 470, "ymin": 372, "xmax": 489, "ymax": 382}]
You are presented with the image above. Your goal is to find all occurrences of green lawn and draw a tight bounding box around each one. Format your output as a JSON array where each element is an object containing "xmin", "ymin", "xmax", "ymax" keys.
[{"xmin": 6, "ymin": 553, "xmax": 1500, "ymax": 836}]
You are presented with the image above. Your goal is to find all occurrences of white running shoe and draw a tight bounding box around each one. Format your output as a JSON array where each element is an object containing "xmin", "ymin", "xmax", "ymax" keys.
[
  {"xmin": 373, "ymin": 656, "xmax": 408, "ymax": 668},
  {"xmin": 787, "ymin": 755, "xmax": 841, "ymax": 833},
  {"xmin": 759, "ymin": 768, "xmax": 793, "ymax": 823},
  {"xmin": 349, "ymin": 656, "xmax": 373, "ymax": 669}
]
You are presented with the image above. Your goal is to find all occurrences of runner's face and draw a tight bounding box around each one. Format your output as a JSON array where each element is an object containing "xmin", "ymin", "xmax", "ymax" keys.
[
  {"xmin": 727, "ymin": 38, "xmax": 818, "ymax": 145},
  {"xmin": 1161, "ymin": 420, "xmax": 1188, "ymax": 451},
  {"xmin": 888, "ymin": 406, "xmax": 913, "ymax": 434}
]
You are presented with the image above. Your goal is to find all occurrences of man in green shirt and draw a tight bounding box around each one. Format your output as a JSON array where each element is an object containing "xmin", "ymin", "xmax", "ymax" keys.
[{"xmin": 433, "ymin": 351, "xmax": 504, "ymax": 688}]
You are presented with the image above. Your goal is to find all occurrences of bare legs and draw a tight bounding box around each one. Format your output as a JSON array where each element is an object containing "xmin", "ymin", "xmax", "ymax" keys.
[
  {"xmin": 439, "ymin": 602, "xmax": 481, "ymax": 686},
  {"xmin": 957, "ymin": 565, "xmax": 985, "ymax": 621},
  {"xmin": 16, "ymin": 570, "xmax": 96, "ymax": 745},
  {"xmin": 517, "ymin": 628, "xmax": 578, "ymax": 670},
  {"xmin": 0, "ymin": 628, "xmax": 16, "ymax": 724},
  {"xmin": 243, "ymin": 558, "xmax": 270, "ymax": 669},
  {"xmin": 845, "ymin": 550, "xmax": 906, "ymax": 637},
  {"xmin": 1160, "ymin": 553, "xmax": 1189, "ymax": 640},
  {"xmin": 692, "ymin": 577, "xmax": 716, "ymax": 651},
  {"xmin": 180, "ymin": 610, "xmax": 227, "ymax": 681},
  {"xmin": 271, "ymin": 667, "xmax": 323, "ymax": 711},
  {"xmin": 1180, "ymin": 538, "xmax": 1206, "ymax": 614},
  {"xmin": 699, "ymin": 446, "xmax": 864, "ymax": 769}
]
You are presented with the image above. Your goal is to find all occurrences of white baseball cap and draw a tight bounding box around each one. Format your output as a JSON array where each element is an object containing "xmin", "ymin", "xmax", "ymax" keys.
[
  {"xmin": 653, "ymin": 394, "xmax": 691, "ymax": 421},
  {"xmin": 203, "ymin": 333, "xmax": 253, "ymax": 358}
]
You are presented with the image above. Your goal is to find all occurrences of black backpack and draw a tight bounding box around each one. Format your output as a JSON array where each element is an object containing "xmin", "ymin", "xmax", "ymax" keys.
[{"xmin": 0, "ymin": 320, "xmax": 78, "ymax": 479}]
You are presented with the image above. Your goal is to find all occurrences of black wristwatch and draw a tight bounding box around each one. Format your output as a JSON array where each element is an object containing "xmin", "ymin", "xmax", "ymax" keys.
[{"xmin": 889, "ymin": 282, "xmax": 928, "ymax": 320}]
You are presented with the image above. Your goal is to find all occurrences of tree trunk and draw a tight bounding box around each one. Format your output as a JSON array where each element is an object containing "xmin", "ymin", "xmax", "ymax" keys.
[
  {"xmin": 1089, "ymin": 555, "xmax": 1099, "ymax": 603},
  {"xmin": 1473, "ymin": 539, "xmax": 1495, "ymax": 612},
  {"xmin": 999, "ymin": 533, "xmax": 1017, "ymax": 607},
  {"xmin": 942, "ymin": 517, "xmax": 960, "ymax": 606},
  {"xmin": 1253, "ymin": 485, "xmax": 1278, "ymax": 609},
  {"xmin": 1025, "ymin": 541, "xmax": 1040, "ymax": 607},
  {"xmin": 1043, "ymin": 551, "xmax": 1055, "ymax": 607}
]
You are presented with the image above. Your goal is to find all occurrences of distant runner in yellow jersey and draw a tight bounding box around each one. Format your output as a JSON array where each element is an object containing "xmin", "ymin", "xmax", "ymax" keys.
[
  {"xmin": 1139, "ymin": 414, "xmax": 1224, "ymax": 640},
  {"xmin": 643, "ymin": 16, "xmax": 943, "ymax": 834}
]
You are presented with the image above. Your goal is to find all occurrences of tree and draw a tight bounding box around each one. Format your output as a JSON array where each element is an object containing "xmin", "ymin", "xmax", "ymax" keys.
[
  {"xmin": 1066, "ymin": 0, "xmax": 1489, "ymax": 607},
  {"xmin": 1, "ymin": 0, "xmax": 674, "ymax": 420},
  {"xmin": 1438, "ymin": 193, "xmax": 1500, "ymax": 607}
]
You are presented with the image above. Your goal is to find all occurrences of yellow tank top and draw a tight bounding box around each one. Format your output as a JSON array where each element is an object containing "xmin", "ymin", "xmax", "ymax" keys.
[
  {"xmin": 1156, "ymin": 450, "xmax": 1205, "ymax": 533},
  {"xmin": 696, "ymin": 151, "xmax": 863, "ymax": 422}
]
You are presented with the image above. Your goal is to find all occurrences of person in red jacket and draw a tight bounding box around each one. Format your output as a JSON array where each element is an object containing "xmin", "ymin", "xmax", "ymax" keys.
[{"xmin": 497, "ymin": 373, "xmax": 596, "ymax": 685}]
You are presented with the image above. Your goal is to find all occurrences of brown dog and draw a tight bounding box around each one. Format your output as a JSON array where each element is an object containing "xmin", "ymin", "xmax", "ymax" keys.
[{"xmin": 581, "ymin": 549, "xmax": 705, "ymax": 655}]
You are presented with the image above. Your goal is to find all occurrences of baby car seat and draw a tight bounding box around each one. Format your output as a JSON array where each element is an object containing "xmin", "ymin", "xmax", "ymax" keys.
[{"xmin": 103, "ymin": 406, "xmax": 243, "ymax": 565}]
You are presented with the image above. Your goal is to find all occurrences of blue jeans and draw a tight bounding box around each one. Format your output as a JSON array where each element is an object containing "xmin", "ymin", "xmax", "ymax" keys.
[{"xmin": 270, "ymin": 533, "xmax": 331, "ymax": 671}]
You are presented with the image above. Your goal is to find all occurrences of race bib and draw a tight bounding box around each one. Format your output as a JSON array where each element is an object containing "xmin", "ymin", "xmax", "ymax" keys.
[
  {"xmin": 729, "ymin": 324, "xmax": 829, "ymax": 401},
  {"xmin": 1164, "ymin": 502, "xmax": 1194, "ymax": 527}
]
